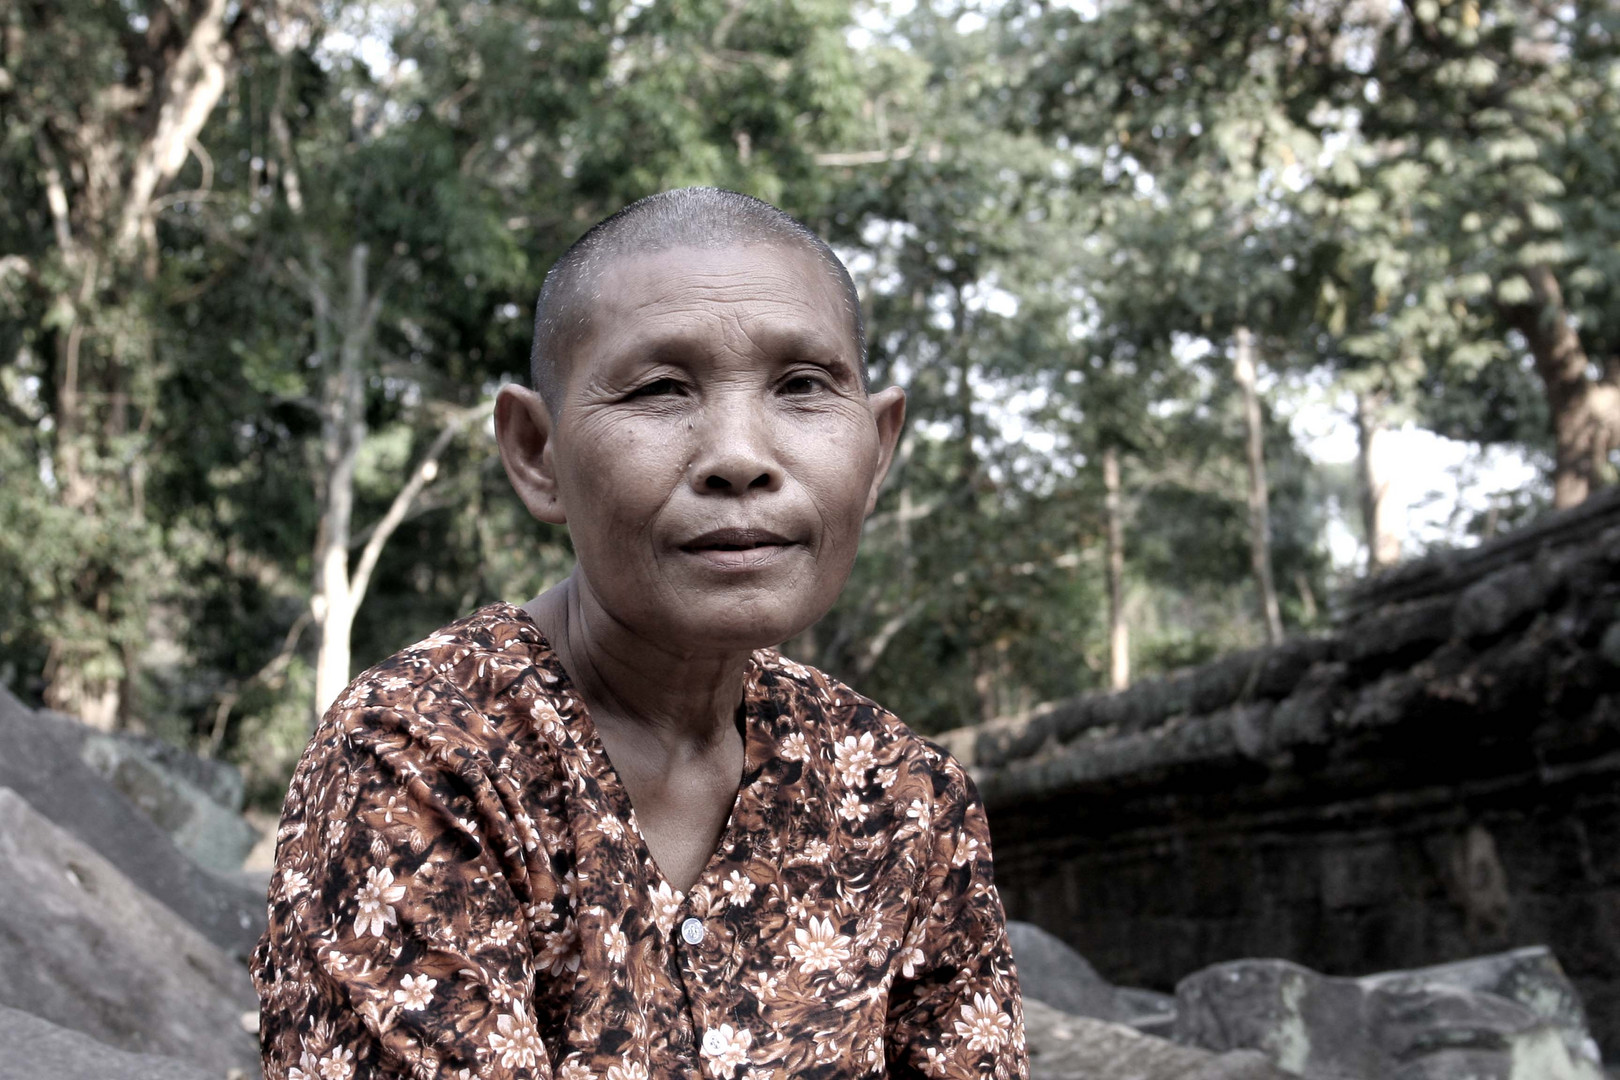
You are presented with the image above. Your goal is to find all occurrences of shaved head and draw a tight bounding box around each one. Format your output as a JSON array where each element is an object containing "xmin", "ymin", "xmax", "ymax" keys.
[{"xmin": 530, "ymin": 188, "xmax": 867, "ymax": 406}]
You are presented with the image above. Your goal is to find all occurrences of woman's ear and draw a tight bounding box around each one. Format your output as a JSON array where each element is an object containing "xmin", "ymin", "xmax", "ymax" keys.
[
  {"xmin": 864, "ymin": 385, "xmax": 907, "ymax": 517},
  {"xmin": 495, "ymin": 384, "xmax": 568, "ymax": 525}
]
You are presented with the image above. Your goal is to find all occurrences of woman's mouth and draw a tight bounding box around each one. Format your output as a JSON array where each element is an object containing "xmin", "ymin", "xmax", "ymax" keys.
[{"xmin": 679, "ymin": 527, "xmax": 800, "ymax": 570}]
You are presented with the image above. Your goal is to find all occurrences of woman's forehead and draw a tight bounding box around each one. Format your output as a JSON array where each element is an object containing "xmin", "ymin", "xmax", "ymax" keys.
[{"xmin": 580, "ymin": 244, "xmax": 859, "ymax": 365}]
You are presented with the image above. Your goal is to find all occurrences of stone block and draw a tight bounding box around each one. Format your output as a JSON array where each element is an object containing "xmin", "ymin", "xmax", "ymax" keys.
[
  {"xmin": 1252, "ymin": 639, "xmax": 1334, "ymax": 700},
  {"xmin": 1024, "ymin": 998, "xmax": 1292, "ymax": 1080},
  {"xmin": 1007, "ymin": 921, "xmax": 1176, "ymax": 1031},
  {"xmin": 1365, "ymin": 946, "xmax": 1598, "ymax": 1058},
  {"xmin": 77, "ymin": 728, "xmax": 260, "ymax": 873},
  {"xmin": 1175, "ymin": 953, "xmax": 1605, "ymax": 1080},
  {"xmin": 0, "ymin": 685, "xmax": 264, "ymax": 956},
  {"xmin": 1339, "ymin": 596, "xmax": 1455, "ymax": 667},
  {"xmin": 0, "ymin": 1005, "xmax": 220, "ymax": 1080},
  {"xmin": 1189, "ymin": 651, "xmax": 1263, "ymax": 715},
  {"xmin": 0, "ymin": 787, "xmax": 259, "ymax": 1076},
  {"xmin": 1454, "ymin": 565, "xmax": 1547, "ymax": 642}
]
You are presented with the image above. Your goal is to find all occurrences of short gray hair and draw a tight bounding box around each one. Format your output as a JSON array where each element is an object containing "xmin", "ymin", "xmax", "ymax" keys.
[{"xmin": 529, "ymin": 187, "xmax": 867, "ymax": 406}]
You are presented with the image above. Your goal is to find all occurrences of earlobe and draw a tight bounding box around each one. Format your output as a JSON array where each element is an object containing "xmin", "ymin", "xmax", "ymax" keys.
[
  {"xmin": 494, "ymin": 384, "xmax": 568, "ymax": 525},
  {"xmin": 864, "ymin": 386, "xmax": 908, "ymax": 517}
]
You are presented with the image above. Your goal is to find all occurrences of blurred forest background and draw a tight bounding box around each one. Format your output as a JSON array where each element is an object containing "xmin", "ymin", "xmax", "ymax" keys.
[{"xmin": 2, "ymin": 0, "xmax": 1617, "ymax": 807}]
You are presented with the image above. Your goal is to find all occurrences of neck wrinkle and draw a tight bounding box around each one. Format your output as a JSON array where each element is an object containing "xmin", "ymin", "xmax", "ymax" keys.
[{"xmin": 532, "ymin": 572, "xmax": 751, "ymax": 753}]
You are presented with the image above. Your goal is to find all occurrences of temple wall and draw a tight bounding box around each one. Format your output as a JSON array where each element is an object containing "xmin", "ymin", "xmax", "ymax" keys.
[{"xmin": 940, "ymin": 489, "xmax": 1620, "ymax": 1055}]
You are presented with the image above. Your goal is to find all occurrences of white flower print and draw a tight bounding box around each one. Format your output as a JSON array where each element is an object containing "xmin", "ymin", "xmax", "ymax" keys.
[
  {"xmin": 282, "ymin": 866, "xmax": 311, "ymax": 897},
  {"xmin": 537, "ymin": 917, "xmax": 581, "ymax": 976},
  {"xmin": 394, "ymin": 973, "xmax": 436, "ymax": 1010},
  {"xmin": 354, "ymin": 866, "xmax": 406, "ymax": 937},
  {"xmin": 788, "ymin": 916, "xmax": 852, "ymax": 974},
  {"xmin": 720, "ymin": 870, "xmax": 756, "ymax": 908},
  {"xmin": 318, "ymin": 1046, "xmax": 356, "ymax": 1080},
  {"xmin": 598, "ymin": 814, "xmax": 626, "ymax": 840},
  {"xmin": 800, "ymin": 838, "xmax": 831, "ymax": 864},
  {"xmin": 921, "ymin": 1046, "xmax": 952, "ymax": 1078},
  {"xmin": 950, "ymin": 833, "xmax": 980, "ymax": 868},
  {"xmin": 900, "ymin": 919, "xmax": 928, "ymax": 978},
  {"xmin": 901, "ymin": 799, "xmax": 933, "ymax": 836},
  {"xmin": 953, "ymin": 992, "xmax": 1013, "ymax": 1053},
  {"xmin": 648, "ymin": 882, "xmax": 683, "ymax": 935},
  {"xmin": 287, "ymin": 1048, "xmax": 321, "ymax": 1080},
  {"xmin": 836, "ymin": 792, "xmax": 867, "ymax": 823},
  {"xmin": 487, "ymin": 1013, "xmax": 543, "ymax": 1070},
  {"xmin": 748, "ymin": 970, "xmax": 779, "ymax": 1000},
  {"xmin": 899, "ymin": 941, "xmax": 927, "ymax": 979},
  {"xmin": 832, "ymin": 732, "xmax": 878, "ymax": 786},
  {"xmin": 557, "ymin": 1057, "xmax": 595, "ymax": 1080},
  {"xmin": 488, "ymin": 919, "xmax": 519, "ymax": 947},
  {"xmin": 604, "ymin": 923, "xmax": 629, "ymax": 964},
  {"xmin": 701, "ymin": 1024, "xmax": 753, "ymax": 1077},
  {"xmin": 780, "ymin": 731, "xmax": 810, "ymax": 762},
  {"xmin": 606, "ymin": 1060, "xmax": 650, "ymax": 1080}
]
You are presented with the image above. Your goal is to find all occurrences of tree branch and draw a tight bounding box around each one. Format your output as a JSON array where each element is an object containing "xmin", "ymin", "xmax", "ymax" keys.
[{"xmin": 347, "ymin": 400, "xmax": 494, "ymax": 605}]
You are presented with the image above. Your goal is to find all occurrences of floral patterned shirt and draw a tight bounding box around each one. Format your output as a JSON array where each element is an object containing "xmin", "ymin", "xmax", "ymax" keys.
[{"xmin": 251, "ymin": 603, "xmax": 1027, "ymax": 1080}]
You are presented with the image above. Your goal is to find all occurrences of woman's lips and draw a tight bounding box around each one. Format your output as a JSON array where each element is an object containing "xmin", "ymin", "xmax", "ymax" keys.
[{"xmin": 678, "ymin": 527, "xmax": 800, "ymax": 571}]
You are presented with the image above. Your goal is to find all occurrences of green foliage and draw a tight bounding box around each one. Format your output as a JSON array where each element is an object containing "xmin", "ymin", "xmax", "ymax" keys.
[{"xmin": 3, "ymin": 0, "xmax": 1611, "ymax": 789}]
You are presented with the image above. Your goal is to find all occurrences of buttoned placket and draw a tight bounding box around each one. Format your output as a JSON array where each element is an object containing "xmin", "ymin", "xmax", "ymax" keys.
[{"xmin": 672, "ymin": 850, "xmax": 742, "ymax": 1077}]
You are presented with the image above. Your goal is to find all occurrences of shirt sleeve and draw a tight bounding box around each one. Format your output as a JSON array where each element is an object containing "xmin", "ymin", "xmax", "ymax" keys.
[
  {"xmin": 885, "ymin": 760, "xmax": 1028, "ymax": 1080},
  {"xmin": 252, "ymin": 700, "xmax": 553, "ymax": 1080}
]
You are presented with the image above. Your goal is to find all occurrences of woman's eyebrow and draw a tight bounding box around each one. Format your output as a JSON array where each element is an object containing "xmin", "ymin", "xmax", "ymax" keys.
[{"xmin": 606, "ymin": 323, "xmax": 856, "ymax": 373}]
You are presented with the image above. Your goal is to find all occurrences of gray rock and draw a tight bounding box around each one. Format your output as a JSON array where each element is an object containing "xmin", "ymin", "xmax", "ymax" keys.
[
  {"xmin": 1174, "ymin": 956, "xmax": 1604, "ymax": 1080},
  {"xmin": 0, "ymin": 787, "xmax": 260, "ymax": 1076},
  {"xmin": 0, "ymin": 788, "xmax": 260, "ymax": 1076},
  {"xmin": 1008, "ymin": 922, "xmax": 1177, "ymax": 1033},
  {"xmin": 76, "ymin": 727, "xmax": 260, "ymax": 873},
  {"xmin": 67, "ymin": 719, "xmax": 249, "ymax": 809},
  {"xmin": 1361, "ymin": 947, "xmax": 1600, "ymax": 1065},
  {"xmin": 0, "ymin": 685, "xmax": 265, "ymax": 955},
  {"xmin": 1024, "ymin": 998, "xmax": 1294, "ymax": 1080},
  {"xmin": 0, "ymin": 1005, "xmax": 222, "ymax": 1080}
]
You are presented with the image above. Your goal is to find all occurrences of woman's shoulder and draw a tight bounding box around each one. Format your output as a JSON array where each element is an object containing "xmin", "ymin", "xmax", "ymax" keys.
[
  {"xmin": 749, "ymin": 648, "xmax": 973, "ymax": 791},
  {"xmin": 314, "ymin": 601, "xmax": 563, "ymax": 752}
]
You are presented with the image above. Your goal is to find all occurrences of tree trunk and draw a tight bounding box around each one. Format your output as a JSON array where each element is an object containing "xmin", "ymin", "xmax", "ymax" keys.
[
  {"xmin": 26, "ymin": 0, "xmax": 249, "ymax": 724},
  {"xmin": 1354, "ymin": 390, "xmax": 1402, "ymax": 573},
  {"xmin": 1233, "ymin": 327, "xmax": 1284, "ymax": 645},
  {"xmin": 308, "ymin": 243, "xmax": 374, "ymax": 716},
  {"xmin": 1102, "ymin": 444, "xmax": 1129, "ymax": 691},
  {"xmin": 1504, "ymin": 265, "xmax": 1620, "ymax": 508}
]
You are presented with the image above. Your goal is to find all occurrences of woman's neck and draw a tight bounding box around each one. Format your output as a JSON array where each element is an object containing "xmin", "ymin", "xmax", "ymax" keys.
[{"xmin": 523, "ymin": 573, "xmax": 749, "ymax": 752}]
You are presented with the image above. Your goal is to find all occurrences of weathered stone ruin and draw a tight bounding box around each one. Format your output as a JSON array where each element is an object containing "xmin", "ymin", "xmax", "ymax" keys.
[
  {"xmin": 947, "ymin": 487, "xmax": 1620, "ymax": 1075},
  {"xmin": 0, "ymin": 687, "xmax": 264, "ymax": 1078}
]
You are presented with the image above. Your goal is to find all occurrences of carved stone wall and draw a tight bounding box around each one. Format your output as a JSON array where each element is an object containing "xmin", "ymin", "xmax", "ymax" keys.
[{"xmin": 939, "ymin": 489, "xmax": 1620, "ymax": 1056}]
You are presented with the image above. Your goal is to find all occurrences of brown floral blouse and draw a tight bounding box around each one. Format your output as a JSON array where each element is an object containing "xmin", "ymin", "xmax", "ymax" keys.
[{"xmin": 251, "ymin": 603, "xmax": 1026, "ymax": 1080}]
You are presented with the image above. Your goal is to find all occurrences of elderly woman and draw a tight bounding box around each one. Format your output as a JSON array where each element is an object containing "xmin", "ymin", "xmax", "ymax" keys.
[{"xmin": 252, "ymin": 189, "xmax": 1027, "ymax": 1080}]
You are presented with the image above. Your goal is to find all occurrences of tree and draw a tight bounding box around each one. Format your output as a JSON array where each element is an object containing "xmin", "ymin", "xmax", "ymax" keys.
[{"xmin": 0, "ymin": 0, "xmax": 284, "ymax": 725}]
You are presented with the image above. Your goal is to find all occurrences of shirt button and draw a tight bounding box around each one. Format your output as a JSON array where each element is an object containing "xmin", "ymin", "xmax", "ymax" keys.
[
  {"xmin": 680, "ymin": 916, "xmax": 706, "ymax": 945},
  {"xmin": 701, "ymin": 1028, "xmax": 726, "ymax": 1055}
]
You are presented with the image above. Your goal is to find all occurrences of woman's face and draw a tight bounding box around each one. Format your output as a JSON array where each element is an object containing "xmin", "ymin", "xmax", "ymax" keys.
[{"xmin": 499, "ymin": 242, "xmax": 905, "ymax": 656}]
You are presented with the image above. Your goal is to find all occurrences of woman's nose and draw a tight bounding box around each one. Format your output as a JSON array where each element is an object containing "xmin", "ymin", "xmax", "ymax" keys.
[{"xmin": 689, "ymin": 396, "xmax": 783, "ymax": 494}]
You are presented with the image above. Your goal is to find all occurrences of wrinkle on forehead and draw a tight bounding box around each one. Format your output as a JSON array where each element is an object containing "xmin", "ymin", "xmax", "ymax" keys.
[{"xmin": 577, "ymin": 246, "xmax": 858, "ymax": 370}]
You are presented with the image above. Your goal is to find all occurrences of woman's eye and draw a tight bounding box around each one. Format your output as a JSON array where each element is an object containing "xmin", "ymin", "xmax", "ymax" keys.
[
  {"xmin": 782, "ymin": 374, "xmax": 827, "ymax": 395},
  {"xmin": 631, "ymin": 378, "xmax": 684, "ymax": 398}
]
